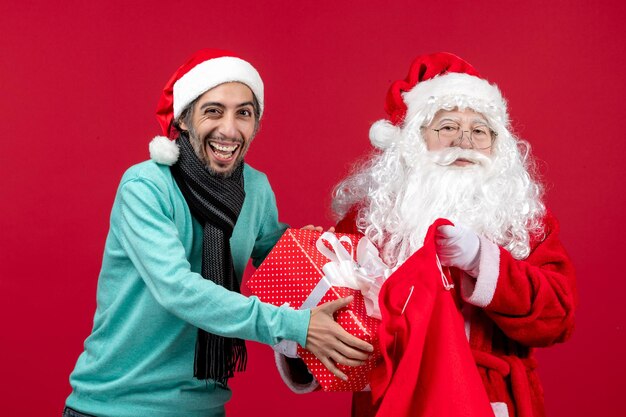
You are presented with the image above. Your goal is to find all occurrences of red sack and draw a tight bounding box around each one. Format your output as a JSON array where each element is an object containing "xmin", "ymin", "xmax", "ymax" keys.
[{"xmin": 370, "ymin": 218, "xmax": 494, "ymax": 417}]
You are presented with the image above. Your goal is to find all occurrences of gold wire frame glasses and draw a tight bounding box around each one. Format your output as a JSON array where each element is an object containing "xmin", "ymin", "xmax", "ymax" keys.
[{"xmin": 431, "ymin": 125, "xmax": 497, "ymax": 150}]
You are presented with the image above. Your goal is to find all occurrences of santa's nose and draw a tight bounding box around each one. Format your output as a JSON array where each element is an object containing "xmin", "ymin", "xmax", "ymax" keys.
[{"xmin": 456, "ymin": 131, "xmax": 473, "ymax": 149}]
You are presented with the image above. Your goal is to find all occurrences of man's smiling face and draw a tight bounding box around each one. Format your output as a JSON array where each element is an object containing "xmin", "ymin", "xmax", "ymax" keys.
[{"xmin": 179, "ymin": 82, "xmax": 257, "ymax": 176}]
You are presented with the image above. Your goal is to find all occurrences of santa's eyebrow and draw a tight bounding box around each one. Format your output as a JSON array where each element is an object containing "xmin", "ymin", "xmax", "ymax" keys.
[
  {"xmin": 434, "ymin": 117, "xmax": 461, "ymax": 124},
  {"xmin": 471, "ymin": 117, "xmax": 490, "ymax": 125},
  {"xmin": 434, "ymin": 117, "xmax": 490, "ymax": 126}
]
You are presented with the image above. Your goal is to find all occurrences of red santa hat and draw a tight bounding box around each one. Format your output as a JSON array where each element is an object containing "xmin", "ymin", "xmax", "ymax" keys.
[
  {"xmin": 369, "ymin": 52, "xmax": 508, "ymax": 150},
  {"xmin": 150, "ymin": 48, "xmax": 264, "ymax": 165}
]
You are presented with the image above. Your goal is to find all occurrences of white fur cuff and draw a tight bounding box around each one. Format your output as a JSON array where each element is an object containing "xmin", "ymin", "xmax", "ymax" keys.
[
  {"xmin": 274, "ymin": 351, "xmax": 319, "ymax": 394},
  {"xmin": 460, "ymin": 235, "xmax": 500, "ymax": 307}
]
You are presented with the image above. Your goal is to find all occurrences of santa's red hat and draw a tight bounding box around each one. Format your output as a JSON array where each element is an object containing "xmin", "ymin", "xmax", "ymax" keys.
[
  {"xmin": 150, "ymin": 48, "xmax": 264, "ymax": 165},
  {"xmin": 370, "ymin": 52, "xmax": 508, "ymax": 150}
]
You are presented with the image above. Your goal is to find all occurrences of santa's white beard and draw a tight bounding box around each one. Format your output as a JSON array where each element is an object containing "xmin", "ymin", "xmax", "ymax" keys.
[{"xmin": 357, "ymin": 147, "xmax": 542, "ymax": 268}]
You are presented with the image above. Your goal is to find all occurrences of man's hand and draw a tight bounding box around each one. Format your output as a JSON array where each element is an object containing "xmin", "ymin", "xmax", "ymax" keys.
[
  {"xmin": 435, "ymin": 224, "xmax": 481, "ymax": 277},
  {"xmin": 301, "ymin": 225, "xmax": 336, "ymax": 233},
  {"xmin": 306, "ymin": 296, "xmax": 373, "ymax": 381}
]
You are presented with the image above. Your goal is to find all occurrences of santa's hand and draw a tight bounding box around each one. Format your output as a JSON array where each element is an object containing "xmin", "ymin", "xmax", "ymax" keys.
[
  {"xmin": 305, "ymin": 296, "xmax": 373, "ymax": 381},
  {"xmin": 435, "ymin": 224, "xmax": 481, "ymax": 277}
]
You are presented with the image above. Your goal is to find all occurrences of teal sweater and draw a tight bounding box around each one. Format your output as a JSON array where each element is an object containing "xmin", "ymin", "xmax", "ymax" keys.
[{"xmin": 66, "ymin": 161, "xmax": 309, "ymax": 417}]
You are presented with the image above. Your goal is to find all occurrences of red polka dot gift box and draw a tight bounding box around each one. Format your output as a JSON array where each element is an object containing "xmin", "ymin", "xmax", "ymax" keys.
[{"xmin": 247, "ymin": 228, "xmax": 388, "ymax": 391}]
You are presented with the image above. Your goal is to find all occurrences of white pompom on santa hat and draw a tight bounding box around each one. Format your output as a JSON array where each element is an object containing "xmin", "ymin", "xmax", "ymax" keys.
[
  {"xmin": 369, "ymin": 52, "xmax": 508, "ymax": 150},
  {"xmin": 149, "ymin": 48, "xmax": 265, "ymax": 165}
]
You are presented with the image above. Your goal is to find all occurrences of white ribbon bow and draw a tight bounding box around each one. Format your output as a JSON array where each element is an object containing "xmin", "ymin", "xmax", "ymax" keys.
[{"xmin": 314, "ymin": 232, "xmax": 392, "ymax": 319}]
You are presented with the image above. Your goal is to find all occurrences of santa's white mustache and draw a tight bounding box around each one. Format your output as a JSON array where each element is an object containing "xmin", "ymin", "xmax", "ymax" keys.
[{"xmin": 428, "ymin": 147, "xmax": 492, "ymax": 167}]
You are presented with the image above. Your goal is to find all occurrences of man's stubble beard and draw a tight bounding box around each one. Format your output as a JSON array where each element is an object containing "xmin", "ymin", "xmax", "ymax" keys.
[{"xmin": 185, "ymin": 128, "xmax": 250, "ymax": 178}]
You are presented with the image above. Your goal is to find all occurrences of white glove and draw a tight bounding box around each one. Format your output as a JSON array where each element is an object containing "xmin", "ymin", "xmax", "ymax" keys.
[
  {"xmin": 435, "ymin": 224, "xmax": 481, "ymax": 277},
  {"xmin": 272, "ymin": 339, "xmax": 299, "ymax": 358}
]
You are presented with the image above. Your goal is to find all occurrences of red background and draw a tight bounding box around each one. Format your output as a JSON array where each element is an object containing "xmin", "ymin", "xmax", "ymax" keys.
[{"xmin": 1, "ymin": 1, "xmax": 624, "ymax": 416}]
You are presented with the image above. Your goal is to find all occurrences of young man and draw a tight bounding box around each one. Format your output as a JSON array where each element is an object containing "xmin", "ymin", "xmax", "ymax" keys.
[
  {"xmin": 278, "ymin": 53, "xmax": 577, "ymax": 417},
  {"xmin": 64, "ymin": 49, "xmax": 372, "ymax": 417}
]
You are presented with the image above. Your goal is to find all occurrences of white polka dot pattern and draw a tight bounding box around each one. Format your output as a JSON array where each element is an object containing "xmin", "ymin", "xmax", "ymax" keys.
[{"xmin": 247, "ymin": 228, "xmax": 382, "ymax": 391}]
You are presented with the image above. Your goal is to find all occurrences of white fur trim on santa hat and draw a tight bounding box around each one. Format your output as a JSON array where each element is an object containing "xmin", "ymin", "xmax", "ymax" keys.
[
  {"xmin": 403, "ymin": 72, "xmax": 508, "ymax": 126},
  {"xmin": 369, "ymin": 119, "xmax": 402, "ymax": 149},
  {"xmin": 173, "ymin": 56, "xmax": 264, "ymax": 119},
  {"xmin": 149, "ymin": 136, "xmax": 179, "ymax": 165}
]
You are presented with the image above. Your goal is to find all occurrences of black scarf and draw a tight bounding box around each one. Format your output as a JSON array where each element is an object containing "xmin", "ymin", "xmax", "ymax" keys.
[{"xmin": 170, "ymin": 133, "xmax": 247, "ymax": 386}]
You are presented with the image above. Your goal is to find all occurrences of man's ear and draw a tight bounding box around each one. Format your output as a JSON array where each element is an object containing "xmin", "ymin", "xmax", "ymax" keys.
[{"xmin": 178, "ymin": 119, "xmax": 188, "ymax": 131}]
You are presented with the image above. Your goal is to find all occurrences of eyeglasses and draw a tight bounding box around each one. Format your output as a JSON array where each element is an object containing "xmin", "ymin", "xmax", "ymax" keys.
[{"xmin": 430, "ymin": 124, "xmax": 496, "ymax": 150}]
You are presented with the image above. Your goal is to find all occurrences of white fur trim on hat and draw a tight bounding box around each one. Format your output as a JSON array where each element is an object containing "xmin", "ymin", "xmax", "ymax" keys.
[
  {"xmin": 369, "ymin": 119, "xmax": 402, "ymax": 149},
  {"xmin": 149, "ymin": 135, "xmax": 179, "ymax": 165},
  {"xmin": 173, "ymin": 56, "xmax": 264, "ymax": 119},
  {"xmin": 403, "ymin": 72, "xmax": 507, "ymax": 126}
]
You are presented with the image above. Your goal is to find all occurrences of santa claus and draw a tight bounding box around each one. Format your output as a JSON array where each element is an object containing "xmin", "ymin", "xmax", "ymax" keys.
[{"xmin": 276, "ymin": 53, "xmax": 577, "ymax": 417}]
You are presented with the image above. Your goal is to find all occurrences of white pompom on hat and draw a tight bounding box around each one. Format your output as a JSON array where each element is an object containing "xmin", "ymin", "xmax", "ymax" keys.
[
  {"xmin": 150, "ymin": 48, "xmax": 264, "ymax": 165},
  {"xmin": 369, "ymin": 52, "xmax": 507, "ymax": 150},
  {"xmin": 369, "ymin": 120, "xmax": 402, "ymax": 150}
]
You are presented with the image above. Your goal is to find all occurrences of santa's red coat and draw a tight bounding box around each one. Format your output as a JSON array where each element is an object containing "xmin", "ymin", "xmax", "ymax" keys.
[{"xmin": 337, "ymin": 210, "xmax": 578, "ymax": 417}]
